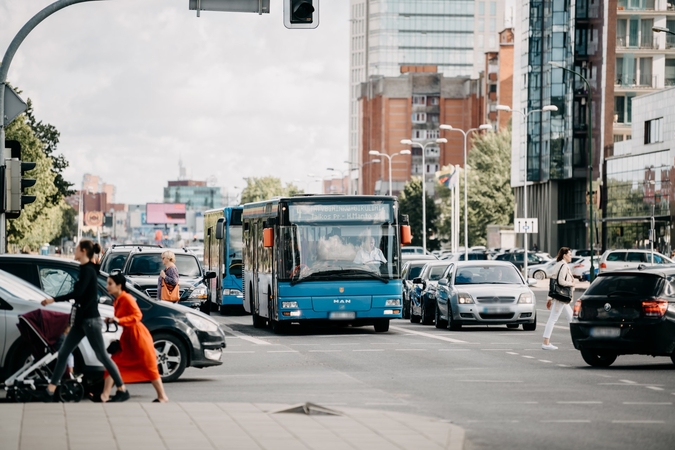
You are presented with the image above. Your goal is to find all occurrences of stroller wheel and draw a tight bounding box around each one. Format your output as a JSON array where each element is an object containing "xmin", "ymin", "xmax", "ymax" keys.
[
  {"xmin": 8, "ymin": 388, "xmax": 32, "ymax": 403},
  {"xmin": 58, "ymin": 380, "xmax": 84, "ymax": 403}
]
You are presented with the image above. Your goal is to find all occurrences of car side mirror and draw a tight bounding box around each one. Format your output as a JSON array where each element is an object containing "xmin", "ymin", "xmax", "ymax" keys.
[
  {"xmin": 438, "ymin": 279, "xmax": 448, "ymax": 286},
  {"xmin": 204, "ymin": 271, "xmax": 217, "ymax": 280},
  {"xmin": 99, "ymin": 296, "xmax": 113, "ymax": 305},
  {"xmin": 412, "ymin": 277, "xmax": 422, "ymax": 284}
]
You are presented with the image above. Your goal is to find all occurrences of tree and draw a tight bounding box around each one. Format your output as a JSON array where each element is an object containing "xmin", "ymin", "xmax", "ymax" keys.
[
  {"xmin": 399, "ymin": 178, "xmax": 441, "ymax": 251},
  {"xmin": 437, "ymin": 128, "xmax": 514, "ymax": 247},
  {"xmin": 239, "ymin": 177, "xmax": 303, "ymax": 204}
]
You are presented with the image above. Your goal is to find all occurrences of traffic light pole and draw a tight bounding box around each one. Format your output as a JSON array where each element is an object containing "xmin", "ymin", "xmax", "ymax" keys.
[{"xmin": 0, "ymin": 0, "xmax": 106, "ymax": 253}]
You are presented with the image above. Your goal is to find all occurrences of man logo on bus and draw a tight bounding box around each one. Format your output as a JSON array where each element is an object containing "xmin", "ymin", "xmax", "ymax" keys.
[
  {"xmin": 339, "ymin": 287, "xmax": 344, "ymax": 293},
  {"xmin": 334, "ymin": 299, "xmax": 351, "ymax": 304}
]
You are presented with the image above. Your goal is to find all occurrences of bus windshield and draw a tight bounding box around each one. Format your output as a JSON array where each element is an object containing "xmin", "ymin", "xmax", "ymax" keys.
[
  {"xmin": 279, "ymin": 224, "xmax": 399, "ymax": 283},
  {"xmin": 229, "ymin": 226, "xmax": 243, "ymax": 278}
]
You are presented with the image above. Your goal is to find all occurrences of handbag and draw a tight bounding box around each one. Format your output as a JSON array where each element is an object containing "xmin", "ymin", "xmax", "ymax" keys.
[
  {"xmin": 106, "ymin": 340, "xmax": 121, "ymax": 354},
  {"xmin": 161, "ymin": 279, "xmax": 180, "ymax": 302},
  {"xmin": 548, "ymin": 264, "xmax": 573, "ymax": 303}
]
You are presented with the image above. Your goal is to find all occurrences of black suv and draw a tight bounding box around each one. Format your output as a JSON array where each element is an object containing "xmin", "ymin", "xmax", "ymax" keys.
[
  {"xmin": 99, "ymin": 244, "xmax": 162, "ymax": 274},
  {"xmin": 570, "ymin": 266, "xmax": 675, "ymax": 367},
  {"xmin": 0, "ymin": 254, "xmax": 226, "ymax": 382}
]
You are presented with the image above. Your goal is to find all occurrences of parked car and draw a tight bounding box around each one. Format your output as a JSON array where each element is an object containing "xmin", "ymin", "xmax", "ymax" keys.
[
  {"xmin": 409, "ymin": 261, "xmax": 452, "ymax": 325},
  {"xmin": 570, "ymin": 267, "xmax": 675, "ymax": 367},
  {"xmin": 494, "ymin": 251, "xmax": 546, "ymax": 271},
  {"xmin": 443, "ymin": 251, "xmax": 489, "ymax": 262},
  {"xmin": 0, "ymin": 255, "xmax": 226, "ymax": 382},
  {"xmin": 0, "ymin": 269, "xmax": 121, "ymax": 384},
  {"xmin": 570, "ymin": 257, "xmax": 591, "ymax": 279},
  {"xmin": 99, "ymin": 244, "xmax": 162, "ymax": 274},
  {"xmin": 402, "ymin": 253, "xmax": 437, "ymax": 262},
  {"xmin": 401, "ymin": 246, "xmax": 433, "ymax": 256},
  {"xmin": 434, "ymin": 261, "xmax": 538, "ymax": 331},
  {"xmin": 527, "ymin": 257, "xmax": 582, "ymax": 280},
  {"xmin": 401, "ymin": 260, "xmax": 432, "ymax": 320},
  {"xmin": 598, "ymin": 249, "xmax": 672, "ymax": 273}
]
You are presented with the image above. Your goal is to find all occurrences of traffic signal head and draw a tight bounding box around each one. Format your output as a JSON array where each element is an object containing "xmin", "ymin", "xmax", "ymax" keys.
[
  {"xmin": 284, "ymin": 0, "xmax": 319, "ymax": 29},
  {"xmin": 4, "ymin": 140, "xmax": 36, "ymax": 219}
]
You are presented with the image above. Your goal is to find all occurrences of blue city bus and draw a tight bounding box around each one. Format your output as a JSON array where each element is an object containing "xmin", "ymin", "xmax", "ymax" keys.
[
  {"xmin": 242, "ymin": 195, "xmax": 411, "ymax": 333},
  {"xmin": 204, "ymin": 206, "xmax": 244, "ymax": 314}
]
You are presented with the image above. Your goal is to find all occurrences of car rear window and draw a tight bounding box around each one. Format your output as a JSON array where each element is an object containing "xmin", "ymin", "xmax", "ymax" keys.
[
  {"xmin": 606, "ymin": 252, "xmax": 626, "ymax": 262},
  {"xmin": 127, "ymin": 254, "xmax": 201, "ymax": 277},
  {"xmin": 585, "ymin": 274, "xmax": 662, "ymax": 297},
  {"xmin": 427, "ymin": 265, "xmax": 449, "ymax": 280},
  {"xmin": 408, "ymin": 266, "xmax": 424, "ymax": 280},
  {"xmin": 101, "ymin": 252, "xmax": 130, "ymax": 273}
]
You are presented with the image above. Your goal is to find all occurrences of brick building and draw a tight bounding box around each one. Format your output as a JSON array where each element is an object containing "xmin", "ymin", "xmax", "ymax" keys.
[{"xmin": 485, "ymin": 28, "xmax": 515, "ymax": 132}]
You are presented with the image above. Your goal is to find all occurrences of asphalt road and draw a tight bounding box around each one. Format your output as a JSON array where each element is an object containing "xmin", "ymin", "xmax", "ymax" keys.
[{"xmin": 38, "ymin": 288, "xmax": 675, "ymax": 449}]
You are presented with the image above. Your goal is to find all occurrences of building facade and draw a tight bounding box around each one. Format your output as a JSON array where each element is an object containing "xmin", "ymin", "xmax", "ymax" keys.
[
  {"xmin": 163, "ymin": 180, "xmax": 222, "ymax": 211},
  {"xmin": 485, "ymin": 28, "xmax": 515, "ymax": 131}
]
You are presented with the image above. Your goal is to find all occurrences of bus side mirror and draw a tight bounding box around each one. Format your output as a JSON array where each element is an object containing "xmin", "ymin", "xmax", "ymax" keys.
[
  {"xmin": 204, "ymin": 271, "xmax": 217, "ymax": 280},
  {"xmin": 263, "ymin": 228, "xmax": 274, "ymax": 248},
  {"xmin": 401, "ymin": 225, "xmax": 412, "ymax": 245},
  {"xmin": 215, "ymin": 218, "xmax": 225, "ymax": 240}
]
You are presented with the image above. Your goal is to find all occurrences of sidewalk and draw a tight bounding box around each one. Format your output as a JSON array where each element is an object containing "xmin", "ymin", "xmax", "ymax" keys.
[
  {"xmin": 532, "ymin": 279, "xmax": 590, "ymax": 291},
  {"xmin": 0, "ymin": 402, "xmax": 465, "ymax": 450}
]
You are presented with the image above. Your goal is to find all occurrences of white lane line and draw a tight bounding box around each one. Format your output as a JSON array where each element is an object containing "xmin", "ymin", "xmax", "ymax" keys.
[
  {"xmin": 506, "ymin": 352, "xmax": 519, "ymax": 355},
  {"xmin": 395, "ymin": 348, "xmax": 427, "ymax": 351},
  {"xmin": 454, "ymin": 367, "xmax": 486, "ymax": 370},
  {"xmin": 557, "ymin": 401, "xmax": 602, "ymax": 404},
  {"xmin": 308, "ymin": 350, "xmax": 342, "ymax": 353},
  {"xmin": 330, "ymin": 343, "xmax": 359, "ymax": 346},
  {"xmin": 620, "ymin": 379, "xmax": 637, "ymax": 384},
  {"xmin": 267, "ymin": 350, "xmax": 299, "ymax": 353},
  {"xmin": 600, "ymin": 383, "xmax": 664, "ymax": 386},
  {"xmin": 458, "ymin": 380, "xmax": 523, "ymax": 383},
  {"xmin": 623, "ymin": 402, "xmax": 672, "ymax": 405},
  {"xmin": 522, "ymin": 355, "xmax": 535, "ymax": 359},
  {"xmin": 612, "ymin": 420, "xmax": 665, "ymax": 424},
  {"xmin": 541, "ymin": 420, "xmax": 591, "ymax": 423},
  {"xmin": 353, "ymin": 349, "xmax": 385, "ymax": 352},
  {"xmin": 389, "ymin": 326, "xmax": 471, "ymax": 343},
  {"xmin": 223, "ymin": 350, "xmax": 255, "ymax": 354},
  {"xmin": 438, "ymin": 348, "xmax": 469, "ymax": 351},
  {"xmin": 557, "ymin": 364, "xmax": 571, "ymax": 367},
  {"xmin": 539, "ymin": 360, "xmax": 552, "ymax": 363},
  {"xmin": 647, "ymin": 386, "xmax": 665, "ymax": 391},
  {"xmin": 290, "ymin": 343, "xmax": 320, "ymax": 346},
  {"xmin": 218, "ymin": 324, "xmax": 272, "ymax": 346},
  {"xmin": 482, "ymin": 348, "xmax": 513, "ymax": 351}
]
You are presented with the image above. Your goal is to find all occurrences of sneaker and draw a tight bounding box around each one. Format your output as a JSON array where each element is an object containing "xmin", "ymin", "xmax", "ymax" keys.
[
  {"xmin": 108, "ymin": 389, "xmax": 130, "ymax": 403},
  {"xmin": 542, "ymin": 343, "xmax": 558, "ymax": 350}
]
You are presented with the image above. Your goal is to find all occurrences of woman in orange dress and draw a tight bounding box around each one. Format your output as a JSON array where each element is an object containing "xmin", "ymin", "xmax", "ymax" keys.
[{"xmin": 100, "ymin": 272, "xmax": 169, "ymax": 403}]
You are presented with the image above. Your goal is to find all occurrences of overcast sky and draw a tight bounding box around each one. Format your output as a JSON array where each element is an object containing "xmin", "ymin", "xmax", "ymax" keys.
[{"xmin": 0, "ymin": 0, "xmax": 349, "ymax": 204}]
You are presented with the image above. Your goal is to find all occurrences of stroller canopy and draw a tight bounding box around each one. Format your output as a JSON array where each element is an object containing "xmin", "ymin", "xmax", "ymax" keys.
[{"xmin": 18, "ymin": 309, "xmax": 70, "ymax": 349}]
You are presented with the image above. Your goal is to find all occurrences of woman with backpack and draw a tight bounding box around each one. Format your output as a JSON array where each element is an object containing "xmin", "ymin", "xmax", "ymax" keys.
[{"xmin": 542, "ymin": 246, "xmax": 575, "ymax": 350}]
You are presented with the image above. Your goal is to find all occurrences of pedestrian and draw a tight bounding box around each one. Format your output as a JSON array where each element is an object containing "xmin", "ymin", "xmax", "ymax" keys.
[
  {"xmin": 542, "ymin": 246, "xmax": 575, "ymax": 350},
  {"xmin": 39, "ymin": 240, "xmax": 129, "ymax": 402},
  {"xmin": 99, "ymin": 271, "xmax": 169, "ymax": 403},
  {"xmin": 532, "ymin": 243, "xmax": 539, "ymax": 252},
  {"xmin": 158, "ymin": 250, "xmax": 180, "ymax": 302}
]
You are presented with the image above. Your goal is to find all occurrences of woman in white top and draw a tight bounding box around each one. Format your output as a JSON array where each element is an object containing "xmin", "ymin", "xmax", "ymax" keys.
[{"xmin": 542, "ymin": 246, "xmax": 575, "ymax": 350}]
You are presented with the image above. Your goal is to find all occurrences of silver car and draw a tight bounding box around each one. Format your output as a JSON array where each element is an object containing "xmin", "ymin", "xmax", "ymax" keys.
[
  {"xmin": 433, "ymin": 261, "xmax": 538, "ymax": 331},
  {"xmin": 0, "ymin": 270, "xmax": 120, "ymax": 382}
]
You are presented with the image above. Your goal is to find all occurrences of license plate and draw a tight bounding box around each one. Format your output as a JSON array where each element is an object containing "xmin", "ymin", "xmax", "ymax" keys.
[
  {"xmin": 329, "ymin": 311, "xmax": 356, "ymax": 320},
  {"xmin": 482, "ymin": 307, "xmax": 511, "ymax": 314},
  {"xmin": 590, "ymin": 327, "xmax": 621, "ymax": 338}
]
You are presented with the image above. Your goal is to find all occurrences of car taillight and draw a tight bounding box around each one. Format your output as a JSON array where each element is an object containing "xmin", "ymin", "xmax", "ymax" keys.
[
  {"xmin": 573, "ymin": 299, "xmax": 582, "ymax": 318},
  {"xmin": 642, "ymin": 299, "xmax": 668, "ymax": 318},
  {"xmin": 600, "ymin": 262, "xmax": 607, "ymax": 269},
  {"xmin": 573, "ymin": 264, "xmax": 583, "ymax": 268}
]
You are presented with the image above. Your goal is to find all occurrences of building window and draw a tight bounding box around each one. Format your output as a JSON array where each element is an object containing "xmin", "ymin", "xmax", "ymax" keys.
[
  {"xmin": 489, "ymin": 18, "xmax": 496, "ymax": 32},
  {"xmin": 490, "ymin": 1, "xmax": 496, "ymax": 16},
  {"xmin": 428, "ymin": 97, "xmax": 440, "ymax": 106},
  {"xmin": 428, "ymin": 129, "xmax": 440, "ymax": 139},
  {"xmin": 477, "ymin": 35, "xmax": 484, "ymax": 48},
  {"xmin": 412, "ymin": 113, "xmax": 427, "ymax": 123},
  {"xmin": 666, "ymin": 59, "xmax": 675, "ymax": 86},
  {"xmin": 413, "ymin": 129, "xmax": 427, "ymax": 140},
  {"xmin": 613, "ymin": 135, "xmax": 624, "ymax": 143},
  {"xmin": 644, "ymin": 118, "xmax": 663, "ymax": 144},
  {"xmin": 478, "ymin": 1, "xmax": 485, "ymax": 15},
  {"xmin": 478, "ymin": 19, "xmax": 484, "ymax": 32},
  {"xmin": 428, "ymin": 114, "xmax": 440, "ymax": 124},
  {"xmin": 412, "ymin": 95, "xmax": 426, "ymax": 105},
  {"xmin": 614, "ymin": 96, "xmax": 625, "ymax": 123},
  {"xmin": 489, "ymin": 36, "xmax": 496, "ymax": 48}
]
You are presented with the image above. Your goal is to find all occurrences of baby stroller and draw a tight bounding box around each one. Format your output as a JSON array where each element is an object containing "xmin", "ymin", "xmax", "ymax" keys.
[{"xmin": 4, "ymin": 309, "xmax": 84, "ymax": 403}]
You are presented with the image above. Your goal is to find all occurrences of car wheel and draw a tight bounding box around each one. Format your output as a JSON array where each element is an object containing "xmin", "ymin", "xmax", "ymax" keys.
[
  {"xmin": 522, "ymin": 315, "xmax": 537, "ymax": 331},
  {"xmin": 409, "ymin": 300, "xmax": 421, "ymax": 324},
  {"xmin": 534, "ymin": 270, "xmax": 546, "ymax": 280},
  {"xmin": 402, "ymin": 296, "xmax": 410, "ymax": 319},
  {"xmin": 447, "ymin": 305, "xmax": 462, "ymax": 331},
  {"xmin": 580, "ymin": 350, "xmax": 617, "ymax": 367},
  {"xmin": 506, "ymin": 324, "xmax": 520, "ymax": 329},
  {"xmin": 435, "ymin": 305, "xmax": 447, "ymax": 329},
  {"xmin": 153, "ymin": 333, "xmax": 188, "ymax": 383},
  {"xmin": 420, "ymin": 300, "xmax": 433, "ymax": 325},
  {"xmin": 219, "ymin": 304, "xmax": 230, "ymax": 315},
  {"xmin": 374, "ymin": 320, "xmax": 390, "ymax": 332}
]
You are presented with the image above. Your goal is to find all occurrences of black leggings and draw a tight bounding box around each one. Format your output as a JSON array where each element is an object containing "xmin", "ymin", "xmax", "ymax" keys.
[{"xmin": 50, "ymin": 317, "xmax": 124, "ymax": 387}]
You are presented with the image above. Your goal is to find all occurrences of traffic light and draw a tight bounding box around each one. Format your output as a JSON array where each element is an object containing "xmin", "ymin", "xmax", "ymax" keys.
[
  {"xmin": 4, "ymin": 140, "xmax": 36, "ymax": 219},
  {"xmin": 284, "ymin": 0, "xmax": 319, "ymax": 29}
]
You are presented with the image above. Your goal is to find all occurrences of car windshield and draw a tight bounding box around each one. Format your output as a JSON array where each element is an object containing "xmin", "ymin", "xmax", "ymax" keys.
[
  {"xmin": 0, "ymin": 270, "xmax": 50, "ymax": 302},
  {"xmin": 126, "ymin": 254, "xmax": 201, "ymax": 277},
  {"xmin": 585, "ymin": 274, "xmax": 662, "ymax": 297},
  {"xmin": 101, "ymin": 251, "xmax": 130, "ymax": 273},
  {"xmin": 408, "ymin": 265, "xmax": 424, "ymax": 280},
  {"xmin": 455, "ymin": 265, "xmax": 523, "ymax": 285},
  {"xmin": 427, "ymin": 265, "xmax": 450, "ymax": 280}
]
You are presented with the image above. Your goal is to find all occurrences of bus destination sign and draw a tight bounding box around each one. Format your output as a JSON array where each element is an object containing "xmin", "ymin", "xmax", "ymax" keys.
[{"xmin": 289, "ymin": 204, "xmax": 391, "ymax": 223}]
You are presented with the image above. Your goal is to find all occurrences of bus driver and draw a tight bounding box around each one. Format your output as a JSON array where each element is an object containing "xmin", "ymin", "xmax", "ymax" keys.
[{"xmin": 353, "ymin": 236, "xmax": 387, "ymax": 265}]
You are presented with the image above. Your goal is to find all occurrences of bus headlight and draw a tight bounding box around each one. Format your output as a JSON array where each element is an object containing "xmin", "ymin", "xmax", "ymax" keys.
[
  {"xmin": 189, "ymin": 285, "xmax": 208, "ymax": 299},
  {"xmin": 186, "ymin": 313, "xmax": 219, "ymax": 332},
  {"xmin": 385, "ymin": 299, "xmax": 402, "ymax": 307},
  {"xmin": 223, "ymin": 289, "xmax": 243, "ymax": 297},
  {"xmin": 282, "ymin": 301, "xmax": 299, "ymax": 309}
]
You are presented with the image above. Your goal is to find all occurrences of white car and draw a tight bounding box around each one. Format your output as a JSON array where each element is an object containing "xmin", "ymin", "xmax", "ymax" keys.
[
  {"xmin": 0, "ymin": 270, "xmax": 120, "ymax": 382},
  {"xmin": 598, "ymin": 249, "xmax": 673, "ymax": 273},
  {"xmin": 570, "ymin": 257, "xmax": 592, "ymax": 279},
  {"xmin": 527, "ymin": 257, "xmax": 582, "ymax": 280}
]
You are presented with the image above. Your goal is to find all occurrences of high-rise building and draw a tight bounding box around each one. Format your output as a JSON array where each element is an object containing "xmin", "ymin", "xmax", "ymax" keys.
[
  {"xmin": 349, "ymin": 1, "xmax": 505, "ymax": 193},
  {"xmin": 163, "ymin": 180, "xmax": 222, "ymax": 211}
]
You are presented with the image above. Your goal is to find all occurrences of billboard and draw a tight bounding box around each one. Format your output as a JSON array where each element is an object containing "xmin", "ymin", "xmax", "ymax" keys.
[{"xmin": 146, "ymin": 203, "xmax": 186, "ymax": 224}]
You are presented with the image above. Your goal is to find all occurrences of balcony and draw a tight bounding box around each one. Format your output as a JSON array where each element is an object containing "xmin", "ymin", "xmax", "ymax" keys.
[
  {"xmin": 640, "ymin": 36, "xmax": 657, "ymax": 49},
  {"xmin": 615, "ymin": 74, "xmax": 658, "ymax": 89},
  {"xmin": 666, "ymin": 77, "xmax": 675, "ymax": 86}
]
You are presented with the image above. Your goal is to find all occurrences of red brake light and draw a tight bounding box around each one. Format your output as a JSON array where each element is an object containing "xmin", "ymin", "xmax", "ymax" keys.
[
  {"xmin": 573, "ymin": 264, "xmax": 583, "ymax": 268},
  {"xmin": 573, "ymin": 299, "xmax": 582, "ymax": 318},
  {"xmin": 600, "ymin": 262, "xmax": 607, "ymax": 269},
  {"xmin": 642, "ymin": 299, "xmax": 668, "ymax": 318}
]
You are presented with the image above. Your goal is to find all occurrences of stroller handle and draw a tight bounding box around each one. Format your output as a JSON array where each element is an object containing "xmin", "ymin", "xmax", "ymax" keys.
[{"xmin": 105, "ymin": 322, "xmax": 119, "ymax": 333}]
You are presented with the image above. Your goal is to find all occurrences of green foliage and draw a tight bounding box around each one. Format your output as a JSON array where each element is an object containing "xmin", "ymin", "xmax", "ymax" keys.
[
  {"xmin": 399, "ymin": 178, "xmax": 440, "ymax": 251},
  {"xmin": 239, "ymin": 176, "xmax": 304, "ymax": 204}
]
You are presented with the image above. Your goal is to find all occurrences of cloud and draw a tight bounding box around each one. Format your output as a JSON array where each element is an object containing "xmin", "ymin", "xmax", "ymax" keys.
[{"xmin": 1, "ymin": 0, "xmax": 349, "ymax": 204}]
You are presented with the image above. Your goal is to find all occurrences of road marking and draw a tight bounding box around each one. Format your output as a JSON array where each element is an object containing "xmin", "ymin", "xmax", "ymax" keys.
[
  {"xmin": 290, "ymin": 343, "xmax": 320, "ymax": 346},
  {"xmin": 623, "ymin": 402, "xmax": 672, "ymax": 405},
  {"xmin": 600, "ymin": 383, "xmax": 664, "ymax": 386},
  {"xmin": 522, "ymin": 356, "xmax": 535, "ymax": 359},
  {"xmin": 395, "ymin": 348, "xmax": 427, "ymax": 351},
  {"xmin": 218, "ymin": 324, "xmax": 272, "ymax": 345},
  {"xmin": 267, "ymin": 350, "xmax": 299, "ymax": 353},
  {"xmin": 482, "ymin": 348, "xmax": 513, "ymax": 351},
  {"xmin": 539, "ymin": 360, "xmax": 552, "ymax": 363},
  {"xmin": 557, "ymin": 401, "xmax": 602, "ymax": 404},
  {"xmin": 389, "ymin": 326, "xmax": 471, "ymax": 343},
  {"xmin": 620, "ymin": 379, "xmax": 637, "ymax": 384},
  {"xmin": 308, "ymin": 350, "xmax": 342, "ymax": 353},
  {"xmin": 458, "ymin": 380, "xmax": 523, "ymax": 383},
  {"xmin": 647, "ymin": 386, "xmax": 665, "ymax": 391},
  {"xmin": 557, "ymin": 364, "xmax": 571, "ymax": 367},
  {"xmin": 352, "ymin": 349, "xmax": 384, "ymax": 352},
  {"xmin": 612, "ymin": 420, "xmax": 665, "ymax": 424},
  {"xmin": 506, "ymin": 352, "xmax": 519, "ymax": 355},
  {"xmin": 541, "ymin": 420, "xmax": 591, "ymax": 423},
  {"xmin": 438, "ymin": 348, "xmax": 469, "ymax": 351},
  {"xmin": 223, "ymin": 350, "xmax": 255, "ymax": 354},
  {"xmin": 330, "ymin": 343, "xmax": 359, "ymax": 346}
]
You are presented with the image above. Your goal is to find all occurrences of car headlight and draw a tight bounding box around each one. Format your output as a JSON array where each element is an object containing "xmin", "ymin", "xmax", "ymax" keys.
[
  {"xmin": 282, "ymin": 301, "xmax": 299, "ymax": 308},
  {"xmin": 189, "ymin": 284, "xmax": 208, "ymax": 299},
  {"xmin": 186, "ymin": 313, "xmax": 219, "ymax": 332},
  {"xmin": 223, "ymin": 289, "xmax": 243, "ymax": 297},
  {"xmin": 385, "ymin": 299, "xmax": 402, "ymax": 307},
  {"xmin": 518, "ymin": 293, "xmax": 533, "ymax": 304},
  {"xmin": 458, "ymin": 293, "xmax": 474, "ymax": 304}
]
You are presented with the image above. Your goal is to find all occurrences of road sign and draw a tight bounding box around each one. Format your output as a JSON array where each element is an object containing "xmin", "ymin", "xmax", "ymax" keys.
[
  {"xmin": 515, "ymin": 218, "xmax": 538, "ymax": 234},
  {"xmin": 3, "ymin": 85, "xmax": 27, "ymax": 127}
]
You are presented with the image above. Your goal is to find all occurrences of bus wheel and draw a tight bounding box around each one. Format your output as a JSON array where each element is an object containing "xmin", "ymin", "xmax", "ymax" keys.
[
  {"xmin": 374, "ymin": 320, "xmax": 390, "ymax": 333},
  {"xmin": 251, "ymin": 284, "xmax": 265, "ymax": 328}
]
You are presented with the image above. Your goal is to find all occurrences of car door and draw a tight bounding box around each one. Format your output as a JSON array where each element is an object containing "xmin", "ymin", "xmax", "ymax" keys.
[
  {"xmin": 0, "ymin": 262, "xmax": 41, "ymax": 288},
  {"xmin": 604, "ymin": 251, "xmax": 627, "ymax": 271},
  {"xmin": 36, "ymin": 264, "xmax": 79, "ymax": 298},
  {"xmin": 437, "ymin": 265, "xmax": 454, "ymax": 318},
  {"xmin": 625, "ymin": 252, "xmax": 647, "ymax": 269}
]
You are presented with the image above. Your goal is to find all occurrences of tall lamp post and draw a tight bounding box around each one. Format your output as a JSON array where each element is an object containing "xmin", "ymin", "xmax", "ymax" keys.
[
  {"xmin": 368, "ymin": 149, "xmax": 411, "ymax": 195},
  {"xmin": 400, "ymin": 138, "xmax": 448, "ymax": 253},
  {"xmin": 439, "ymin": 124, "xmax": 492, "ymax": 260},
  {"xmin": 549, "ymin": 60, "xmax": 595, "ymax": 281},
  {"xmin": 496, "ymin": 104, "xmax": 558, "ymax": 279},
  {"xmin": 345, "ymin": 159, "xmax": 381, "ymax": 195}
]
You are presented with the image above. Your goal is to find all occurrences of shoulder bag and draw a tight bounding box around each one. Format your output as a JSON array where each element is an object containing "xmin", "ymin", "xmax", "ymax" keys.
[
  {"xmin": 161, "ymin": 280, "xmax": 180, "ymax": 302},
  {"xmin": 548, "ymin": 263, "xmax": 573, "ymax": 303}
]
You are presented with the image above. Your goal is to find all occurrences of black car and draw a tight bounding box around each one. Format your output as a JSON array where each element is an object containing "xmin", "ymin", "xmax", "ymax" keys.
[
  {"xmin": 99, "ymin": 244, "xmax": 162, "ymax": 274},
  {"xmin": 494, "ymin": 252, "xmax": 545, "ymax": 271},
  {"xmin": 0, "ymin": 255, "xmax": 226, "ymax": 382},
  {"xmin": 401, "ymin": 260, "xmax": 431, "ymax": 319},
  {"xmin": 570, "ymin": 267, "xmax": 675, "ymax": 367},
  {"xmin": 409, "ymin": 261, "xmax": 452, "ymax": 325}
]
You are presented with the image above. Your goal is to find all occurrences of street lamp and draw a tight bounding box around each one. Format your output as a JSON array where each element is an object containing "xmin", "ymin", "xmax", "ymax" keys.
[
  {"xmin": 400, "ymin": 138, "xmax": 448, "ymax": 253},
  {"xmin": 496, "ymin": 104, "xmax": 557, "ymax": 279},
  {"xmin": 439, "ymin": 124, "xmax": 492, "ymax": 260},
  {"xmin": 549, "ymin": 60, "xmax": 596, "ymax": 281},
  {"xmin": 368, "ymin": 149, "xmax": 412, "ymax": 195},
  {"xmin": 346, "ymin": 159, "xmax": 381, "ymax": 194},
  {"xmin": 652, "ymin": 26, "xmax": 675, "ymax": 35}
]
